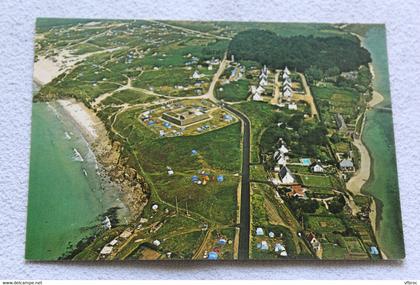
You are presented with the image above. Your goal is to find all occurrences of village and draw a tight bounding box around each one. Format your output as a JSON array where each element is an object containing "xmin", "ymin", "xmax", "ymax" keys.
[{"xmin": 33, "ymin": 19, "xmax": 382, "ymax": 261}]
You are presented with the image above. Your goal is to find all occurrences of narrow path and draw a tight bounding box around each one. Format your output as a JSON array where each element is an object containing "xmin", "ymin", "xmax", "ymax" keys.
[
  {"xmin": 294, "ymin": 73, "xmax": 319, "ymax": 119},
  {"xmin": 149, "ymin": 20, "xmax": 232, "ymax": 40},
  {"xmin": 224, "ymin": 105, "xmax": 251, "ymax": 260}
]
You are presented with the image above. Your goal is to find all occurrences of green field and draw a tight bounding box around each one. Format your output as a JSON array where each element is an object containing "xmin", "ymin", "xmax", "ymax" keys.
[
  {"xmin": 305, "ymin": 215, "xmax": 346, "ymax": 234},
  {"xmin": 113, "ymin": 109, "xmax": 241, "ymax": 224},
  {"xmin": 216, "ymin": 80, "xmax": 249, "ymax": 102},
  {"xmin": 101, "ymin": 89, "xmax": 157, "ymax": 105},
  {"xmin": 322, "ymin": 242, "xmax": 347, "ymax": 259},
  {"xmin": 298, "ymin": 174, "xmax": 333, "ymax": 188},
  {"xmin": 312, "ymin": 86, "xmax": 361, "ymax": 127}
]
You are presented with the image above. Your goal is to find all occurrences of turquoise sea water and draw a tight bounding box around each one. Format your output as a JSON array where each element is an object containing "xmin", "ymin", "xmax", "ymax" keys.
[
  {"xmin": 360, "ymin": 26, "xmax": 405, "ymax": 259},
  {"xmin": 26, "ymin": 100, "xmax": 128, "ymax": 260}
]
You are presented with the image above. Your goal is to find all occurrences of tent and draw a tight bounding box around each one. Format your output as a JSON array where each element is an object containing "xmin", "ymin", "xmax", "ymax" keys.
[
  {"xmin": 217, "ymin": 239, "xmax": 227, "ymax": 245},
  {"xmin": 260, "ymin": 241, "xmax": 269, "ymax": 250},
  {"xmin": 256, "ymin": 227, "xmax": 264, "ymax": 236},
  {"xmin": 217, "ymin": 175, "xmax": 224, "ymax": 183},
  {"xmin": 191, "ymin": 149, "xmax": 198, "ymax": 155},
  {"xmin": 275, "ymin": 243, "xmax": 286, "ymax": 252},
  {"xmin": 369, "ymin": 246, "xmax": 379, "ymax": 255},
  {"xmin": 208, "ymin": 252, "xmax": 218, "ymax": 260}
]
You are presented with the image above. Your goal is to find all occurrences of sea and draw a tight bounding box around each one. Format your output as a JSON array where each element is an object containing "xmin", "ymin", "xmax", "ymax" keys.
[
  {"xmin": 360, "ymin": 26, "xmax": 405, "ymax": 259},
  {"xmin": 25, "ymin": 85, "xmax": 129, "ymax": 260}
]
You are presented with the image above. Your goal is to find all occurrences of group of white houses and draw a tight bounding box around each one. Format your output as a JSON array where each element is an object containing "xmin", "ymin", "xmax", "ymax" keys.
[
  {"xmin": 251, "ymin": 65, "xmax": 269, "ymax": 101},
  {"xmin": 282, "ymin": 66, "xmax": 293, "ymax": 101},
  {"xmin": 272, "ymin": 139, "xmax": 296, "ymax": 185}
]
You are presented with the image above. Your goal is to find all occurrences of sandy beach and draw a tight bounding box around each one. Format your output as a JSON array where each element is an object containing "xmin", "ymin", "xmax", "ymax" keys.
[
  {"xmin": 346, "ymin": 61, "xmax": 385, "ymax": 195},
  {"xmin": 57, "ymin": 99, "xmax": 101, "ymax": 140},
  {"xmin": 33, "ymin": 47, "xmax": 121, "ymax": 86}
]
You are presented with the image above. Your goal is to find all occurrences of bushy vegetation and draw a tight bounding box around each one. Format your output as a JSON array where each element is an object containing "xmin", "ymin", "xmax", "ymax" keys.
[{"xmin": 228, "ymin": 29, "xmax": 371, "ymax": 73}]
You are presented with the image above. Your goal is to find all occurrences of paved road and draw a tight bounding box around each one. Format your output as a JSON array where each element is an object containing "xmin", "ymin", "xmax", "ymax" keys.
[{"xmin": 224, "ymin": 104, "xmax": 251, "ymax": 260}]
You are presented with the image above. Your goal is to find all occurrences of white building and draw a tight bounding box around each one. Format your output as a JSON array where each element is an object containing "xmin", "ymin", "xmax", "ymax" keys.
[
  {"xmin": 259, "ymin": 78, "xmax": 268, "ymax": 86},
  {"xmin": 283, "ymin": 66, "xmax": 290, "ymax": 76},
  {"xmin": 279, "ymin": 145, "xmax": 289, "ymax": 154},
  {"xmin": 279, "ymin": 166, "xmax": 295, "ymax": 184},
  {"xmin": 288, "ymin": 103, "xmax": 297, "ymax": 110},
  {"xmin": 283, "ymin": 88, "xmax": 293, "ymax": 98},
  {"xmin": 253, "ymin": 93, "xmax": 263, "ymax": 101},
  {"xmin": 310, "ymin": 163, "xmax": 324, "ymax": 173},
  {"xmin": 256, "ymin": 85, "xmax": 265, "ymax": 94},
  {"xmin": 192, "ymin": 70, "xmax": 201, "ymax": 79}
]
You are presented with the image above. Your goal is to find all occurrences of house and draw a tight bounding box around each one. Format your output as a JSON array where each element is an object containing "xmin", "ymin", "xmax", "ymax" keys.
[
  {"xmin": 283, "ymin": 66, "xmax": 290, "ymax": 76},
  {"xmin": 283, "ymin": 76, "xmax": 292, "ymax": 86},
  {"xmin": 339, "ymin": 158, "xmax": 354, "ymax": 171},
  {"xmin": 256, "ymin": 227, "xmax": 264, "ymax": 236},
  {"xmin": 275, "ymin": 154, "xmax": 287, "ymax": 166},
  {"xmin": 259, "ymin": 78, "xmax": 268, "ymax": 86},
  {"xmin": 274, "ymin": 147, "xmax": 288, "ymax": 166},
  {"xmin": 279, "ymin": 145, "xmax": 289, "ymax": 154},
  {"xmin": 100, "ymin": 245, "xmax": 113, "ymax": 255},
  {"xmin": 259, "ymin": 72, "xmax": 268, "ymax": 80},
  {"xmin": 192, "ymin": 70, "xmax": 201, "ymax": 79},
  {"xmin": 283, "ymin": 88, "xmax": 293, "ymax": 98},
  {"xmin": 310, "ymin": 162, "xmax": 324, "ymax": 173},
  {"xmin": 253, "ymin": 93, "xmax": 263, "ymax": 101},
  {"xmin": 306, "ymin": 233, "xmax": 321, "ymax": 251},
  {"xmin": 288, "ymin": 103, "xmax": 297, "ymax": 110},
  {"xmin": 283, "ymin": 81, "xmax": 292, "ymax": 90},
  {"xmin": 256, "ymin": 85, "xmax": 265, "ymax": 94},
  {"xmin": 279, "ymin": 166, "xmax": 295, "ymax": 184},
  {"xmin": 287, "ymin": 185, "xmax": 306, "ymax": 198},
  {"xmin": 274, "ymin": 147, "xmax": 287, "ymax": 160}
]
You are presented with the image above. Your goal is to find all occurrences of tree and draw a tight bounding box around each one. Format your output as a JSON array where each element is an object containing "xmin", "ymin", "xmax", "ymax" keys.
[
  {"xmin": 305, "ymin": 66, "xmax": 324, "ymax": 83},
  {"xmin": 228, "ymin": 29, "xmax": 371, "ymax": 74},
  {"xmin": 328, "ymin": 195, "xmax": 346, "ymax": 213},
  {"xmin": 325, "ymin": 66, "xmax": 340, "ymax": 77},
  {"xmin": 330, "ymin": 133, "xmax": 341, "ymax": 144}
]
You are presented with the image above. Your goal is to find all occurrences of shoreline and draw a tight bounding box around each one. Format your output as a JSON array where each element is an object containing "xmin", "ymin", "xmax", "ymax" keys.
[
  {"xmin": 55, "ymin": 98, "xmax": 150, "ymax": 218},
  {"xmin": 343, "ymin": 31, "xmax": 387, "ymax": 259}
]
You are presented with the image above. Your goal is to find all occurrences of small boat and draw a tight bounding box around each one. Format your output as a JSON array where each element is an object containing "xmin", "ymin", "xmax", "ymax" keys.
[{"xmin": 82, "ymin": 168, "xmax": 88, "ymax": 176}]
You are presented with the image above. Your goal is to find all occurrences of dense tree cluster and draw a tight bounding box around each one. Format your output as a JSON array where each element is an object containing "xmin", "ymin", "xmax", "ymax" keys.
[
  {"xmin": 288, "ymin": 197, "xmax": 319, "ymax": 215},
  {"xmin": 228, "ymin": 29, "xmax": 371, "ymax": 73},
  {"xmin": 328, "ymin": 195, "xmax": 346, "ymax": 214}
]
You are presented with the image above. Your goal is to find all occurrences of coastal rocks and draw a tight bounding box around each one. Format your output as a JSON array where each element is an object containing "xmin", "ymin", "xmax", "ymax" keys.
[
  {"xmin": 100, "ymin": 151, "xmax": 151, "ymax": 217},
  {"xmin": 81, "ymin": 112, "xmax": 151, "ymax": 220}
]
